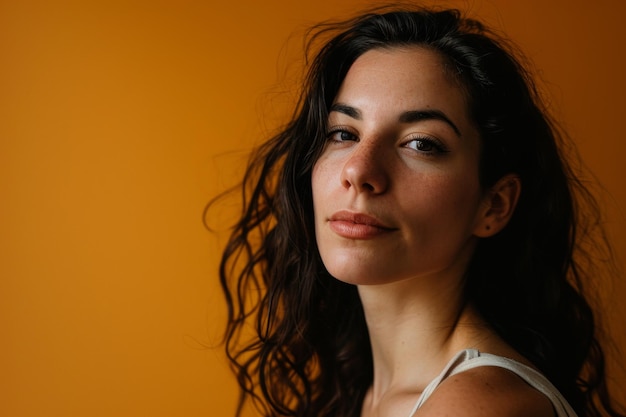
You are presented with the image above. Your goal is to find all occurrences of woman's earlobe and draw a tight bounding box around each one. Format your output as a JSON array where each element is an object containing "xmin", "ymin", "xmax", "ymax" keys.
[{"xmin": 474, "ymin": 174, "xmax": 521, "ymax": 238}]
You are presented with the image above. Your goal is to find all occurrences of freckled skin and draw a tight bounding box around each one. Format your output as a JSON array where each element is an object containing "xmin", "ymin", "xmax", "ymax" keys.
[{"xmin": 312, "ymin": 47, "xmax": 486, "ymax": 287}]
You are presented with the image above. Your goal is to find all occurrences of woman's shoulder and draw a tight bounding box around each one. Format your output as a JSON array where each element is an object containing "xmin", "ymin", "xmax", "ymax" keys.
[{"xmin": 415, "ymin": 364, "xmax": 555, "ymax": 417}]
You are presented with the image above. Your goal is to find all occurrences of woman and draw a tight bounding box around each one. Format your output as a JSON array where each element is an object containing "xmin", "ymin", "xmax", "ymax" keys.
[{"xmin": 213, "ymin": 6, "xmax": 624, "ymax": 417}]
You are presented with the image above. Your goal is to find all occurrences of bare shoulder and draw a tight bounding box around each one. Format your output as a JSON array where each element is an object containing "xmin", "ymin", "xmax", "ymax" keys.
[{"xmin": 415, "ymin": 365, "xmax": 555, "ymax": 417}]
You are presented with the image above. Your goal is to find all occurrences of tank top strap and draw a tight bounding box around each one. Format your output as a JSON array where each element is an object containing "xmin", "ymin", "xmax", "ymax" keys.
[
  {"xmin": 407, "ymin": 349, "xmax": 578, "ymax": 417},
  {"xmin": 407, "ymin": 349, "xmax": 480, "ymax": 416}
]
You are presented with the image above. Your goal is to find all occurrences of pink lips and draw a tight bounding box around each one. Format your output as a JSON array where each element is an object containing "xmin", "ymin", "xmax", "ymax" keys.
[{"xmin": 328, "ymin": 210, "xmax": 395, "ymax": 239}]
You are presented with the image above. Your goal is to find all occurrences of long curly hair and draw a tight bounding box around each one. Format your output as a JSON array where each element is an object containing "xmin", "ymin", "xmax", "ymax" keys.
[{"xmin": 210, "ymin": 7, "xmax": 624, "ymax": 417}]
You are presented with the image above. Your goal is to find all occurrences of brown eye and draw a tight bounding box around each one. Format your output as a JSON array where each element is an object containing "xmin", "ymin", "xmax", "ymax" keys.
[
  {"xmin": 405, "ymin": 137, "xmax": 447, "ymax": 155},
  {"xmin": 410, "ymin": 140, "xmax": 434, "ymax": 151},
  {"xmin": 327, "ymin": 129, "xmax": 358, "ymax": 142}
]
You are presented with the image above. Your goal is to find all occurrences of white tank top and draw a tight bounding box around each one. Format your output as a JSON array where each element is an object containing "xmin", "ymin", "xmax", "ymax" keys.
[{"xmin": 407, "ymin": 349, "xmax": 578, "ymax": 417}]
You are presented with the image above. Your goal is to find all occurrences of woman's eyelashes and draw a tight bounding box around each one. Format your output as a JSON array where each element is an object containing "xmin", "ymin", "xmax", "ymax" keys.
[
  {"xmin": 326, "ymin": 127, "xmax": 358, "ymax": 143},
  {"xmin": 326, "ymin": 126, "xmax": 449, "ymax": 155},
  {"xmin": 404, "ymin": 136, "xmax": 449, "ymax": 155}
]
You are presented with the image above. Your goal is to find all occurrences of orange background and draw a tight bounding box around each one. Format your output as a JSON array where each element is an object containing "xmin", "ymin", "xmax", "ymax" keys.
[{"xmin": 1, "ymin": 0, "xmax": 624, "ymax": 416}]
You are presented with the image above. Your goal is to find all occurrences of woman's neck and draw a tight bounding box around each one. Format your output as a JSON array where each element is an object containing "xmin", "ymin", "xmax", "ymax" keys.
[{"xmin": 357, "ymin": 275, "xmax": 495, "ymax": 403}]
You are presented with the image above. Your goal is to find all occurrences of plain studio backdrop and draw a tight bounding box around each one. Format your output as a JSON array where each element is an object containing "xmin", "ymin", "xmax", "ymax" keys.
[{"xmin": 1, "ymin": 0, "xmax": 624, "ymax": 416}]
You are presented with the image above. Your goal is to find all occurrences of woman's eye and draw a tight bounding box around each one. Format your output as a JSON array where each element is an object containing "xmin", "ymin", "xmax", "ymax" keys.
[
  {"xmin": 327, "ymin": 129, "xmax": 357, "ymax": 142},
  {"xmin": 405, "ymin": 138, "xmax": 447, "ymax": 154}
]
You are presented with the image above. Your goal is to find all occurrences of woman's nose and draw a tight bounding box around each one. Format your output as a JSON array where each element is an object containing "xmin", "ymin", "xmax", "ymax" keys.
[{"xmin": 340, "ymin": 142, "xmax": 390, "ymax": 194}]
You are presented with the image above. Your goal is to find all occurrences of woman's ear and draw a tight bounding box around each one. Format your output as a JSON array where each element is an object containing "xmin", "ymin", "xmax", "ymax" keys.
[{"xmin": 473, "ymin": 174, "xmax": 521, "ymax": 238}]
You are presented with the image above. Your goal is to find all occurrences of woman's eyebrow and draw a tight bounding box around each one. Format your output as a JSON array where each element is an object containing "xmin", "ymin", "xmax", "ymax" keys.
[
  {"xmin": 329, "ymin": 103, "xmax": 362, "ymax": 120},
  {"xmin": 330, "ymin": 103, "xmax": 461, "ymax": 137},
  {"xmin": 399, "ymin": 110, "xmax": 461, "ymax": 137}
]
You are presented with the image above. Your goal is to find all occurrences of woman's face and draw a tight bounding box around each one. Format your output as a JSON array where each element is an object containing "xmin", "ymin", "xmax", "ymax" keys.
[{"xmin": 312, "ymin": 47, "xmax": 488, "ymax": 286}]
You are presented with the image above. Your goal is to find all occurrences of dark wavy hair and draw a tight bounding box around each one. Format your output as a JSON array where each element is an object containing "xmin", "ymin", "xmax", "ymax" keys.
[{"xmin": 210, "ymin": 6, "xmax": 624, "ymax": 417}]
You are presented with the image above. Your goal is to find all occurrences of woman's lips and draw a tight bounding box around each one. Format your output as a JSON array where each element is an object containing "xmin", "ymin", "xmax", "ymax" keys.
[{"xmin": 328, "ymin": 211, "xmax": 395, "ymax": 239}]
